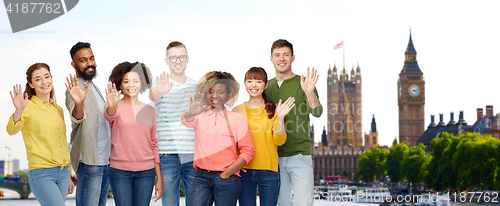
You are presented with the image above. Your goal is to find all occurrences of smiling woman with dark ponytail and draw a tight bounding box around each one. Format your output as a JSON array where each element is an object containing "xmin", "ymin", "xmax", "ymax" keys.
[{"xmin": 232, "ymin": 67, "xmax": 295, "ymax": 206}]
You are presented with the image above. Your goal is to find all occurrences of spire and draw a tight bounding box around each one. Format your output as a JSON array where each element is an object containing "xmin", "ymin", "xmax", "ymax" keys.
[
  {"xmin": 333, "ymin": 61, "xmax": 337, "ymax": 72},
  {"xmin": 400, "ymin": 30, "xmax": 422, "ymax": 74},
  {"xmin": 321, "ymin": 126, "xmax": 328, "ymax": 147},
  {"xmin": 356, "ymin": 61, "xmax": 361, "ymax": 73},
  {"xmin": 405, "ymin": 31, "xmax": 417, "ymax": 55},
  {"xmin": 371, "ymin": 114, "xmax": 377, "ymax": 133},
  {"xmin": 341, "ymin": 65, "xmax": 347, "ymax": 80}
]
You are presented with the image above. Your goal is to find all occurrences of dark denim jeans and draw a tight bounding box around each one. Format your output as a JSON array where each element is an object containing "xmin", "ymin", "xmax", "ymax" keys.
[
  {"xmin": 109, "ymin": 167, "xmax": 156, "ymax": 206},
  {"xmin": 76, "ymin": 162, "xmax": 110, "ymax": 206},
  {"xmin": 238, "ymin": 169, "xmax": 280, "ymax": 206},
  {"xmin": 191, "ymin": 168, "xmax": 241, "ymax": 206},
  {"xmin": 160, "ymin": 154, "xmax": 196, "ymax": 206}
]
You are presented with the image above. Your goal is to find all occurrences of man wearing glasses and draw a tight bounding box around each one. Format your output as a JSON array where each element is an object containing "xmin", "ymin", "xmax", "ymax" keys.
[{"xmin": 149, "ymin": 41, "xmax": 197, "ymax": 206}]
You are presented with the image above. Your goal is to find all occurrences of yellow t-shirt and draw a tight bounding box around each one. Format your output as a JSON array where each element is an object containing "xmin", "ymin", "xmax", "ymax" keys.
[
  {"xmin": 232, "ymin": 102, "xmax": 286, "ymax": 172},
  {"xmin": 6, "ymin": 95, "xmax": 70, "ymax": 171}
]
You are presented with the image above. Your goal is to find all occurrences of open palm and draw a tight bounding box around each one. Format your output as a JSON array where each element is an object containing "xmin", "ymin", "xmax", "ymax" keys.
[
  {"xmin": 105, "ymin": 83, "xmax": 121, "ymax": 108},
  {"xmin": 10, "ymin": 84, "xmax": 28, "ymax": 111},
  {"xmin": 189, "ymin": 93, "xmax": 207, "ymax": 116},
  {"xmin": 65, "ymin": 74, "xmax": 88, "ymax": 104},
  {"xmin": 276, "ymin": 97, "xmax": 295, "ymax": 119},
  {"xmin": 156, "ymin": 71, "xmax": 173, "ymax": 96},
  {"xmin": 300, "ymin": 67, "xmax": 319, "ymax": 95}
]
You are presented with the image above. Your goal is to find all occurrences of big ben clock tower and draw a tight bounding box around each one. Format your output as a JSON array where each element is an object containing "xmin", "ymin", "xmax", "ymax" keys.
[{"xmin": 398, "ymin": 32, "xmax": 425, "ymax": 147}]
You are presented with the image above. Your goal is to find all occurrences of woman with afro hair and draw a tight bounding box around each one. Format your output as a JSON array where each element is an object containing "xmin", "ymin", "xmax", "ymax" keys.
[{"xmin": 104, "ymin": 61, "xmax": 162, "ymax": 206}]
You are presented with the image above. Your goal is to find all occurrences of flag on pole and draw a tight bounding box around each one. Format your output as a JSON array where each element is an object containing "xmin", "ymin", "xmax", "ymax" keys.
[{"xmin": 334, "ymin": 41, "xmax": 343, "ymax": 49}]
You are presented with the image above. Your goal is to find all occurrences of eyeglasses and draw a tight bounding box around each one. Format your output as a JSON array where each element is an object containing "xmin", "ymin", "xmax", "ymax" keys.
[{"xmin": 167, "ymin": 55, "xmax": 188, "ymax": 63}]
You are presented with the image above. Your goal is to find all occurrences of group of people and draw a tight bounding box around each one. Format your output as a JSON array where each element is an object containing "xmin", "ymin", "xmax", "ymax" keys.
[{"xmin": 6, "ymin": 39, "xmax": 323, "ymax": 206}]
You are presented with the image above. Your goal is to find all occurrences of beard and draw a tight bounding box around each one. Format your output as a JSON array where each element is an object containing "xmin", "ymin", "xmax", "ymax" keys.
[{"xmin": 75, "ymin": 64, "xmax": 97, "ymax": 81}]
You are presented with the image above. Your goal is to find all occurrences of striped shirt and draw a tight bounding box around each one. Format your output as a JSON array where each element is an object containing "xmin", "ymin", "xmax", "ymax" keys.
[{"xmin": 153, "ymin": 77, "xmax": 197, "ymax": 154}]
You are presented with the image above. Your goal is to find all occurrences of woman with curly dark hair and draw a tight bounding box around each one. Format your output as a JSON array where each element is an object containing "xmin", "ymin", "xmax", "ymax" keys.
[
  {"xmin": 104, "ymin": 61, "xmax": 162, "ymax": 206},
  {"xmin": 181, "ymin": 71, "xmax": 255, "ymax": 206}
]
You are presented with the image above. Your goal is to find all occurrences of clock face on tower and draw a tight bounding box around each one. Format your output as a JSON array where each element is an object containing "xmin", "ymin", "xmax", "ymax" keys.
[{"xmin": 409, "ymin": 84, "xmax": 420, "ymax": 97}]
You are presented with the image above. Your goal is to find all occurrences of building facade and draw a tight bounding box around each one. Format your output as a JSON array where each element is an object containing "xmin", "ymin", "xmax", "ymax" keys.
[
  {"xmin": 418, "ymin": 106, "xmax": 500, "ymax": 153},
  {"xmin": 312, "ymin": 62, "xmax": 379, "ymax": 181},
  {"xmin": 12, "ymin": 159, "xmax": 20, "ymax": 173},
  {"xmin": 326, "ymin": 63, "xmax": 363, "ymax": 148},
  {"xmin": 0, "ymin": 160, "xmax": 13, "ymax": 176}
]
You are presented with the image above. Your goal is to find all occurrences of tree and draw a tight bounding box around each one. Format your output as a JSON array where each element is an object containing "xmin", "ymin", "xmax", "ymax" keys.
[
  {"xmin": 401, "ymin": 143, "xmax": 430, "ymax": 186},
  {"xmin": 424, "ymin": 132, "xmax": 457, "ymax": 191},
  {"xmin": 439, "ymin": 133, "xmax": 461, "ymax": 190},
  {"xmin": 357, "ymin": 146, "xmax": 388, "ymax": 182},
  {"xmin": 452, "ymin": 132, "xmax": 499, "ymax": 190},
  {"xmin": 386, "ymin": 143, "xmax": 409, "ymax": 184}
]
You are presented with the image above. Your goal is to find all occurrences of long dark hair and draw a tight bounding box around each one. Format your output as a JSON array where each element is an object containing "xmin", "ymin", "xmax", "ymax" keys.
[{"xmin": 245, "ymin": 67, "xmax": 276, "ymax": 119}]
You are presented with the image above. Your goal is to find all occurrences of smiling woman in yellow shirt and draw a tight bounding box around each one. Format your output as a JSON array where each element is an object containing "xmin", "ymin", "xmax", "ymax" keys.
[
  {"xmin": 6, "ymin": 63, "xmax": 81, "ymax": 206},
  {"xmin": 233, "ymin": 67, "xmax": 295, "ymax": 206}
]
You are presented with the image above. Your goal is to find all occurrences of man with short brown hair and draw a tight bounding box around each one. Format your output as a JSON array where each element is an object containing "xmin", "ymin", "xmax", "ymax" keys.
[
  {"xmin": 149, "ymin": 41, "xmax": 197, "ymax": 206},
  {"xmin": 266, "ymin": 39, "xmax": 323, "ymax": 206}
]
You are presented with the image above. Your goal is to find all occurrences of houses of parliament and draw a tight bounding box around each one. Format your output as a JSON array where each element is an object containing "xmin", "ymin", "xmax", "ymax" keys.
[{"xmin": 312, "ymin": 33, "xmax": 425, "ymax": 180}]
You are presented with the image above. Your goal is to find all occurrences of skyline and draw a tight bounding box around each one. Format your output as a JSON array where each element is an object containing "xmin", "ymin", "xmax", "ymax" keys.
[{"xmin": 1, "ymin": 0, "xmax": 499, "ymax": 170}]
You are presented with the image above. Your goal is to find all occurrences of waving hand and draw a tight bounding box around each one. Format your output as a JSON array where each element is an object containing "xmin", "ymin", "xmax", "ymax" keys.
[{"xmin": 65, "ymin": 74, "xmax": 88, "ymax": 104}]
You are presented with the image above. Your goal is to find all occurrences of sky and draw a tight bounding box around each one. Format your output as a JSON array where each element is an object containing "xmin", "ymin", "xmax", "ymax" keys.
[{"xmin": 0, "ymin": 0, "xmax": 499, "ymax": 170}]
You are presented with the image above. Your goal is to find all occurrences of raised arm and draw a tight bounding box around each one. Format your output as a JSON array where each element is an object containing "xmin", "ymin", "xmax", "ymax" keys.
[
  {"xmin": 6, "ymin": 84, "xmax": 32, "ymax": 135},
  {"xmin": 300, "ymin": 67, "xmax": 319, "ymax": 109},
  {"xmin": 9, "ymin": 84, "xmax": 28, "ymax": 124},
  {"xmin": 65, "ymin": 74, "xmax": 88, "ymax": 120},
  {"xmin": 105, "ymin": 83, "xmax": 121, "ymax": 116},
  {"xmin": 184, "ymin": 93, "xmax": 207, "ymax": 122},
  {"xmin": 273, "ymin": 97, "xmax": 295, "ymax": 145},
  {"xmin": 149, "ymin": 71, "xmax": 173, "ymax": 102}
]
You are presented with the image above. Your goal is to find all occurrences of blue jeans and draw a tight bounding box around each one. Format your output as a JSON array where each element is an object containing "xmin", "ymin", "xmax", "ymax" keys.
[
  {"xmin": 160, "ymin": 154, "xmax": 196, "ymax": 206},
  {"xmin": 28, "ymin": 166, "xmax": 69, "ymax": 206},
  {"xmin": 109, "ymin": 167, "xmax": 156, "ymax": 206},
  {"xmin": 76, "ymin": 162, "xmax": 110, "ymax": 206},
  {"xmin": 278, "ymin": 154, "xmax": 314, "ymax": 206},
  {"xmin": 238, "ymin": 169, "xmax": 280, "ymax": 206},
  {"xmin": 191, "ymin": 169, "xmax": 241, "ymax": 206}
]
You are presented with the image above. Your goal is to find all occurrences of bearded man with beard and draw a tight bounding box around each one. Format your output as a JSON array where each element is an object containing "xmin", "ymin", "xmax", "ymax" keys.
[{"xmin": 65, "ymin": 42, "xmax": 112, "ymax": 206}]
